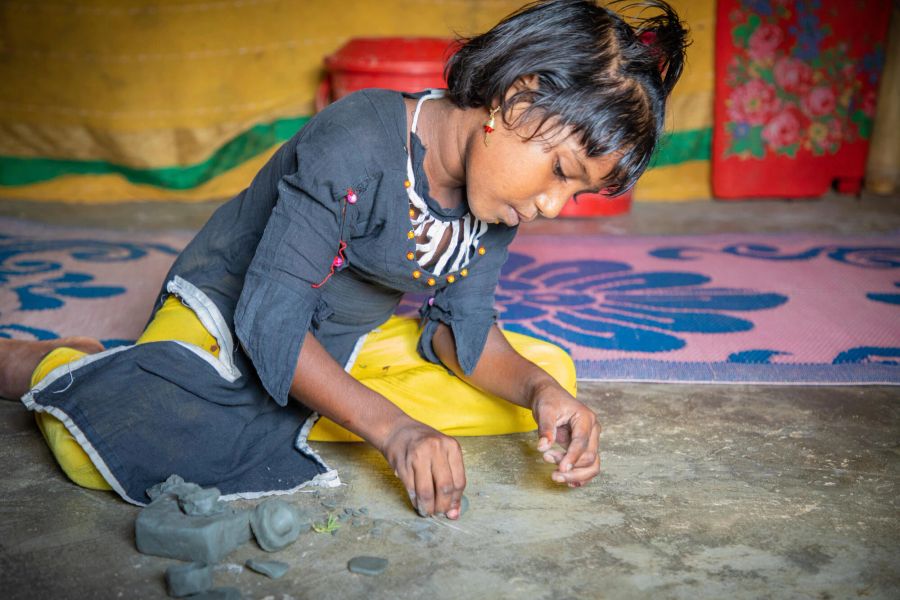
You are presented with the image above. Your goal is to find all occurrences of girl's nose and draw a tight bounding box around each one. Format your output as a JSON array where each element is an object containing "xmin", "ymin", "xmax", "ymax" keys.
[{"xmin": 535, "ymin": 193, "xmax": 569, "ymax": 219}]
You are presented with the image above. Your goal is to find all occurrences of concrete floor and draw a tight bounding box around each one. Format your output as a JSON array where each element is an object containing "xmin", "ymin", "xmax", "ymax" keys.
[{"xmin": 1, "ymin": 193, "xmax": 899, "ymax": 599}]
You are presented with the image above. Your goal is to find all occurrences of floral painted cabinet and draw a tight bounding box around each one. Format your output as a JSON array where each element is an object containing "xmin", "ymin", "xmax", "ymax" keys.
[{"xmin": 712, "ymin": 0, "xmax": 891, "ymax": 198}]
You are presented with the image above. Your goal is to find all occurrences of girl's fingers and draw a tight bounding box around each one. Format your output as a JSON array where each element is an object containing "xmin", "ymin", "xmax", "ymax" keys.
[
  {"xmin": 559, "ymin": 412, "xmax": 597, "ymax": 473},
  {"xmin": 535, "ymin": 407, "xmax": 558, "ymax": 452},
  {"xmin": 412, "ymin": 456, "xmax": 436, "ymax": 517},
  {"xmin": 550, "ymin": 455, "xmax": 601, "ymax": 485},
  {"xmin": 446, "ymin": 447, "xmax": 467, "ymax": 519},
  {"xmin": 542, "ymin": 448, "xmax": 565, "ymax": 464},
  {"xmin": 431, "ymin": 452, "xmax": 457, "ymax": 517}
]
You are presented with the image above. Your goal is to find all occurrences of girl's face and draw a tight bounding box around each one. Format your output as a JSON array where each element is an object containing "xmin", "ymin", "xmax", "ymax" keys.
[{"xmin": 465, "ymin": 107, "xmax": 620, "ymax": 227}]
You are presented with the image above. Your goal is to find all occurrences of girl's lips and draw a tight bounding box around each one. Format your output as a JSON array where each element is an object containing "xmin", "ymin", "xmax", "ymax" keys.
[
  {"xmin": 504, "ymin": 206, "xmax": 520, "ymax": 227},
  {"xmin": 514, "ymin": 209, "xmax": 536, "ymax": 223}
]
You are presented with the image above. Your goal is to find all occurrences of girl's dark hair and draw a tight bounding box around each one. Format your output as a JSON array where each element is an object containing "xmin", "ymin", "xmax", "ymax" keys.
[{"xmin": 445, "ymin": 0, "xmax": 689, "ymax": 196}]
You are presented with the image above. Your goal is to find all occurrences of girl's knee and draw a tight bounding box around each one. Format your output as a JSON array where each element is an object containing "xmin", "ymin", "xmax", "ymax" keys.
[{"xmin": 504, "ymin": 332, "xmax": 577, "ymax": 397}]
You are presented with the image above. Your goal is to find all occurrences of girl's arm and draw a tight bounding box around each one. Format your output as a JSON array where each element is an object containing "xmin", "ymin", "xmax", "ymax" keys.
[
  {"xmin": 431, "ymin": 322, "xmax": 601, "ymax": 487},
  {"xmin": 289, "ymin": 333, "xmax": 467, "ymax": 519}
]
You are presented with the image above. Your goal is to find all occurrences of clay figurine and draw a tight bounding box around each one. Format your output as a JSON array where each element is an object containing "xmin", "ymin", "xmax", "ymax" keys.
[
  {"xmin": 250, "ymin": 499, "xmax": 315, "ymax": 552},
  {"xmin": 135, "ymin": 495, "xmax": 251, "ymax": 563},
  {"xmin": 347, "ymin": 555, "xmax": 389, "ymax": 576},
  {"xmin": 165, "ymin": 562, "xmax": 212, "ymax": 598},
  {"xmin": 245, "ymin": 559, "xmax": 289, "ymax": 579},
  {"xmin": 179, "ymin": 488, "xmax": 224, "ymax": 516}
]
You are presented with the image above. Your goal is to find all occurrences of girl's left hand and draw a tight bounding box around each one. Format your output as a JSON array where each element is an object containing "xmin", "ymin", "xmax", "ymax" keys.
[{"xmin": 531, "ymin": 383, "xmax": 601, "ymax": 487}]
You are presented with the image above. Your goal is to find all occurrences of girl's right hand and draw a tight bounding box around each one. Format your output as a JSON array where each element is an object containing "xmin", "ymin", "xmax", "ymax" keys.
[{"xmin": 377, "ymin": 415, "xmax": 466, "ymax": 519}]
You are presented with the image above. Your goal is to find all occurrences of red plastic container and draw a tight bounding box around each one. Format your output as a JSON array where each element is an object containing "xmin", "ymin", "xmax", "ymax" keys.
[
  {"xmin": 316, "ymin": 37, "xmax": 457, "ymax": 111},
  {"xmin": 558, "ymin": 190, "xmax": 632, "ymax": 217}
]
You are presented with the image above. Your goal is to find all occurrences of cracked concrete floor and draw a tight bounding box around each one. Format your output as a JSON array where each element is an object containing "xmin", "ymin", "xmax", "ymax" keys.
[{"xmin": 1, "ymin": 194, "xmax": 899, "ymax": 599}]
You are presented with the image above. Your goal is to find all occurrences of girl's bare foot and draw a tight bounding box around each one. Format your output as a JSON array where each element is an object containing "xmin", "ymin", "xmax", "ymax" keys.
[{"xmin": 0, "ymin": 337, "xmax": 105, "ymax": 400}]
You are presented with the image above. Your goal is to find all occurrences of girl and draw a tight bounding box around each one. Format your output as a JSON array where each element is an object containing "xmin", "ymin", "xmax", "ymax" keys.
[{"xmin": 2, "ymin": 0, "xmax": 687, "ymax": 520}]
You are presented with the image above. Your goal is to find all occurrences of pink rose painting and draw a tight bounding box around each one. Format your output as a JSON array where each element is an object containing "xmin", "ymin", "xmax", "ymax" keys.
[
  {"xmin": 762, "ymin": 110, "xmax": 801, "ymax": 149},
  {"xmin": 748, "ymin": 23, "xmax": 783, "ymax": 60},
  {"xmin": 803, "ymin": 87, "xmax": 837, "ymax": 117},
  {"xmin": 727, "ymin": 79, "xmax": 780, "ymax": 125},
  {"xmin": 724, "ymin": 0, "xmax": 877, "ymax": 159},
  {"xmin": 773, "ymin": 57, "xmax": 813, "ymax": 94}
]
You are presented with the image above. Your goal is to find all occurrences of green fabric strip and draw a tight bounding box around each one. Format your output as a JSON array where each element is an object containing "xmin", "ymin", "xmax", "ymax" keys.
[
  {"xmin": 0, "ymin": 118, "xmax": 711, "ymax": 189},
  {"xmin": 0, "ymin": 116, "xmax": 309, "ymax": 189},
  {"xmin": 649, "ymin": 127, "xmax": 712, "ymax": 168}
]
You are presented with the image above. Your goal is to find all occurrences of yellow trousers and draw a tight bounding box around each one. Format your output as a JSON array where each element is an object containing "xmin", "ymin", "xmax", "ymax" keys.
[{"xmin": 32, "ymin": 296, "xmax": 576, "ymax": 491}]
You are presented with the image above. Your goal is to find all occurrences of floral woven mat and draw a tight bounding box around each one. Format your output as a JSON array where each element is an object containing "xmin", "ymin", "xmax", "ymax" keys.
[{"xmin": 3, "ymin": 218, "xmax": 899, "ymax": 384}]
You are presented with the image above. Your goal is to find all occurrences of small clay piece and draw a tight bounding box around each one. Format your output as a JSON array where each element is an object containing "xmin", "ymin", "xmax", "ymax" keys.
[
  {"xmin": 370, "ymin": 518, "xmax": 385, "ymax": 537},
  {"xmin": 189, "ymin": 588, "xmax": 242, "ymax": 600},
  {"xmin": 245, "ymin": 559, "xmax": 289, "ymax": 579},
  {"xmin": 180, "ymin": 488, "xmax": 224, "ymax": 516},
  {"xmin": 165, "ymin": 562, "xmax": 212, "ymax": 598},
  {"xmin": 459, "ymin": 494, "xmax": 470, "ymax": 517},
  {"xmin": 250, "ymin": 499, "xmax": 302, "ymax": 552},
  {"xmin": 321, "ymin": 499, "xmax": 337, "ymax": 509},
  {"xmin": 342, "ymin": 507, "xmax": 353, "ymax": 515},
  {"xmin": 135, "ymin": 496, "xmax": 251, "ymax": 563},
  {"xmin": 359, "ymin": 507, "xmax": 369, "ymax": 515},
  {"xmin": 347, "ymin": 556, "xmax": 389, "ymax": 576},
  {"xmin": 146, "ymin": 474, "xmax": 202, "ymax": 503},
  {"xmin": 416, "ymin": 529, "xmax": 434, "ymax": 543},
  {"xmin": 337, "ymin": 512, "xmax": 351, "ymax": 522}
]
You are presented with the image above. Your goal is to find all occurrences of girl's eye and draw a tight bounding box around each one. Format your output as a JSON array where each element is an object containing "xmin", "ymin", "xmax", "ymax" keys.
[{"xmin": 553, "ymin": 159, "xmax": 568, "ymax": 182}]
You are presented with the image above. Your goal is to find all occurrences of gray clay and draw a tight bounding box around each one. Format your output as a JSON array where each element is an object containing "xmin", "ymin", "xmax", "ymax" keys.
[
  {"xmin": 165, "ymin": 562, "xmax": 212, "ymax": 598},
  {"xmin": 189, "ymin": 588, "xmax": 242, "ymax": 600},
  {"xmin": 179, "ymin": 488, "xmax": 223, "ymax": 516},
  {"xmin": 146, "ymin": 474, "xmax": 202, "ymax": 503},
  {"xmin": 459, "ymin": 494, "xmax": 469, "ymax": 517},
  {"xmin": 250, "ymin": 499, "xmax": 304, "ymax": 552},
  {"xmin": 245, "ymin": 558, "xmax": 289, "ymax": 579},
  {"xmin": 359, "ymin": 507, "xmax": 369, "ymax": 515},
  {"xmin": 416, "ymin": 529, "xmax": 435, "ymax": 543},
  {"xmin": 321, "ymin": 499, "xmax": 337, "ymax": 509},
  {"xmin": 347, "ymin": 555, "xmax": 389, "ymax": 576},
  {"xmin": 135, "ymin": 496, "xmax": 251, "ymax": 563},
  {"xmin": 409, "ymin": 520, "xmax": 431, "ymax": 533}
]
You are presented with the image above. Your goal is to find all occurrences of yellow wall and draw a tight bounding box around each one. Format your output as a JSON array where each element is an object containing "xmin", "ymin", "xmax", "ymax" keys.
[{"xmin": 0, "ymin": 0, "xmax": 714, "ymax": 203}]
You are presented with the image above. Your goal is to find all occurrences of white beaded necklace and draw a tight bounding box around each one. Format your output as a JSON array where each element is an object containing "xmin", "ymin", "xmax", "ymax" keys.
[{"xmin": 405, "ymin": 90, "xmax": 489, "ymax": 277}]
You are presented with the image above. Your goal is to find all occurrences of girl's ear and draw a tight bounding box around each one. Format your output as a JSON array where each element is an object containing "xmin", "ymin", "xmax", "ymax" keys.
[{"xmin": 504, "ymin": 74, "xmax": 540, "ymax": 103}]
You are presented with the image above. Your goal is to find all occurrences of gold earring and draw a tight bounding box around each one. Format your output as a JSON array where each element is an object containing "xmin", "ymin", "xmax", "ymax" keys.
[{"xmin": 483, "ymin": 105, "xmax": 500, "ymax": 146}]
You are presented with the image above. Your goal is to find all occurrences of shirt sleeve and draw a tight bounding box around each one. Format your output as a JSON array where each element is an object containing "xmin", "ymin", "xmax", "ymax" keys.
[
  {"xmin": 234, "ymin": 119, "xmax": 370, "ymax": 407},
  {"xmin": 416, "ymin": 227, "xmax": 517, "ymax": 375}
]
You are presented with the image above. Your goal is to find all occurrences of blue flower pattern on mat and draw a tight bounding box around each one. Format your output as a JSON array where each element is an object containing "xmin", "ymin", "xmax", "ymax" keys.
[
  {"xmin": 0, "ymin": 323, "xmax": 58, "ymax": 341},
  {"xmin": 833, "ymin": 347, "xmax": 900, "ymax": 366},
  {"xmin": 650, "ymin": 243, "xmax": 900, "ymax": 268},
  {"xmin": 0, "ymin": 235, "xmax": 179, "ymax": 340},
  {"xmin": 12, "ymin": 272, "xmax": 125, "ymax": 311},
  {"xmin": 728, "ymin": 349, "xmax": 791, "ymax": 364},
  {"xmin": 494, "ymin": 252, "xmax": 787, "ymax": 353},
  {"xmin": 867, "ymin": 282, "xmax": 900, "ymax": 306}
]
